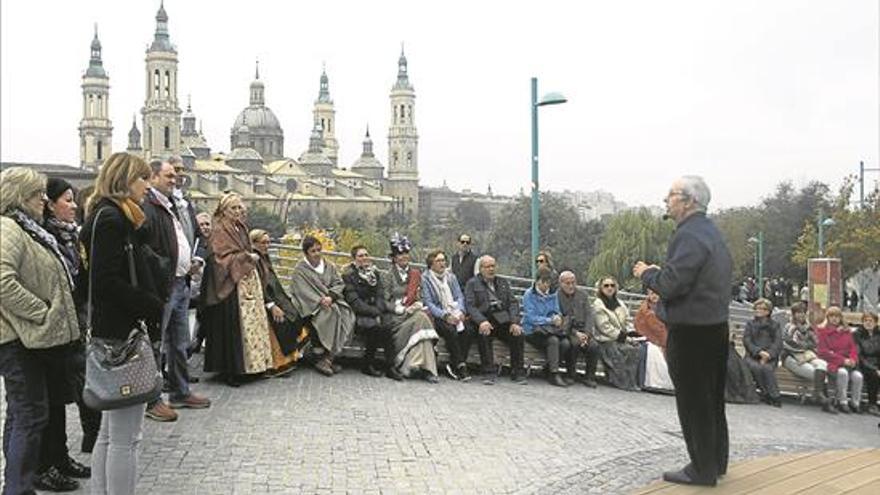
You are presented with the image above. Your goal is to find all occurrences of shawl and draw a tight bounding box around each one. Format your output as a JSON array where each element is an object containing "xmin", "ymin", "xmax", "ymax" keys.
[
  {"xmin": 210, "ymin": 215, "xmax": 256, "ymax": 301},
  {"xmin": 633, "ymin": 299, "xmax": 668, "ymax": 349},
  {"xmin": 425, "ymin": 269, "xmax": 455, "ymax": 309},
  {"xmin": 44, "ymin": 216, "xmax": 81, "ymax": 280},
  {"xmin": 9, "ymin": 209, "xmax": 74, "ymax": 290},
  {"xmin": 112, "ymin": 197, "xmax": 146, "ymax": 230}
]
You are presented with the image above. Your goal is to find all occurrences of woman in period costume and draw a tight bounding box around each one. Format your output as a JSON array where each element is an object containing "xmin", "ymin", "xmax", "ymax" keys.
[
  {"xmin": 201, "ymin": 192, "xmax": 273, "ymax": 386},
  {"xmin": 250, "ymin": 229, "xmax": 308, "ymax": 376},
  {"xmin": 289, "ymin": 235, "xmax": 355, "ymax": 376},
  {"xmin": 384, "ymin": 234, "xmax": 440, "ymax": 382},
  {"xmin": 591, "ymin": 276, "xmax": 640, "ymax": 391}
]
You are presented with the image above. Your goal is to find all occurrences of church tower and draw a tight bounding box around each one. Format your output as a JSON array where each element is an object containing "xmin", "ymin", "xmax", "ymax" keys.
[
  {"xmin": 385, "ymin": 46, "xmax": 419, "ymax": 216},
  {"xmin": 127, "ymin": 115, "xmax": 143, "ymax": 153},
  {"xmin": 141, "ymin": 1, "xmax": 181, "ymax": 160},
  {"xmin": 78, "ymin": 25, "xmax": 112, "ymax": 170},
  {"xmin": 312, "ymin": 65, "xmax": 338, "ymax": 165}
]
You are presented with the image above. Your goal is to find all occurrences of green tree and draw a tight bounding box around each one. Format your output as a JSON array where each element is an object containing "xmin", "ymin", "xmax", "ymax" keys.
[
  {"xmin": 587, "ymin": 208, "xmax": 674, "ymax": 291},
  {"xmin": 486, "ymin": 193, "xmax": 605, "ymax": 278},
  {"xmin": 248, "ymin": 207, "xmax": 286, "ymax": 238},
  {"xmin": 454, "ymin": 200, "xmax": 492, "ymax": 232},
  {"xmin": 713, "ymin": 206, "xmax": 762, "ymax": 280},
  {"xmin": 792, "ymin": 176, "xmax": 880, "ymax": 279}
]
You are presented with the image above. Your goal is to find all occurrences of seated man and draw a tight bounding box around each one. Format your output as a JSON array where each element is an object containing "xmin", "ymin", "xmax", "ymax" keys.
[
  {"xmin": 465, "ymin": 255, "xmax": 526, "ymax": 385},
  {"xmin": 522, "ymin": 268, "xmax": 572, "ymax": 387},
  {"xmin": 342, "ymin": 245, "xmax": 397, "ymax": 379},
  {"xmin": 557, "ymin": 271, "xmax": 600, "ymax": 388},
  {"xmin": 742, "ymin": 298, "xmax": 783, "ymax": 407}
]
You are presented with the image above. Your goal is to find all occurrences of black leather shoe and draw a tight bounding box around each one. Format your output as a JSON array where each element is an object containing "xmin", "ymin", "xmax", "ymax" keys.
[
  {"xmin": 35, "ymin": 466, "xmax": 80, "ymax": 492},
  {"xmin": 386, "ymin": 368, "xmax": 404, "ymax": 381},
  {"xmin": 550, "ymin": 374, "xmax": 568, "ymax": 387},
  {"xmin": 57, "ymin": 455, "xmax": 91, "ymax": 478},
  {"xmin": 662, "ymin": 467, "xmax": 716, "ymax": 487},
  {"xmin": 361, "ymin": 365, "xmax": 384, "ymax": 377}
]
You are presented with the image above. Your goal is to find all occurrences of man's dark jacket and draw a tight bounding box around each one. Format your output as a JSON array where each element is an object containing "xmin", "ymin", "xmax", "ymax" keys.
[
  {"xmin": 464, "ymin": 274, "xmax": 520, "ymax": 326},
  {"xmin": 140, "ymin": 188, "xmax": 180, "ymax": 301},
  {"xmin": 451, "ymin": 250, "xmax": 479, "ymax": 288},
  {"xmin": 557, "ymin": 287, "xmax": 595, "ymax": 336},
  {"xmin": 641, "ymin": 212, "xmax": 732, "ymax": 325}
]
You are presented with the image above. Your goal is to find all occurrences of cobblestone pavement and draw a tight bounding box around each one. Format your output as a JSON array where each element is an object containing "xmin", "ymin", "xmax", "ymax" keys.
[{"xmin": 2, "ymin": 359, "xmax": 879, "ymax": 494}]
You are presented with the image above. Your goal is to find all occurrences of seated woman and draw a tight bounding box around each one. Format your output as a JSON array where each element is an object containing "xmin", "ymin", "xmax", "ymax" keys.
[
  {"xmin": 633, "ymin": 289, "xmax": 673, "ymax": 392},
  {"xmin": 782, "ymin": 302, "xmax": 834, "ymax": 413},
  {"xmin": 591, "ymin": 276, "xmax": 640, "ymax": 391},
  {"xmin": 290, "ymin": 235, "xmax": 355, "ymax": 376},
  {"xmin": 742, "ymin": 298, "xmax": 783, "ymax": 407},
  {"xmin": 384, "ymin": 234, "xmax": 440, "ymax": 382},
  {"xmin": 854, "ymin": 311, "xmax": 880, "ymax": 416},
  {"xmin": 522, "ymin": 268, "xmax": 572, "ymax": 387},
  {"xmin": 250, "ymin": 229, "xmax": 308, "ymax": 377},
  {"xmin": 422, "ymin": 249, "xmax": 472, "ymax": 382},
  {"xmin": 817, "ymin": 306, "xmax": 863, "ymax": 413},
  {"xmin": 342, "ymin": 245, "xmax": 396, "ymax": 380}
]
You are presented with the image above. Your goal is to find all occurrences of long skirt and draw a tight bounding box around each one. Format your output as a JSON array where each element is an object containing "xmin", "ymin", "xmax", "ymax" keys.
[
  {"xmin": 202, "ymin": 292, "xmax": 246, "ymax": 376},
  {"xmin": 641, "ymin": 341, "xmax": 674, "ymax": 391},
  {"xmin": 597, "ymin": 341, "xmax": 640, "ymax": 390},
  {"xmin": 389, "ymin": 311, "xmax": 440, "ymax": 377}
]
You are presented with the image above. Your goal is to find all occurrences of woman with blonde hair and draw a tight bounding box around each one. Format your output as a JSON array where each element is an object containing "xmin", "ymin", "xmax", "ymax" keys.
[
  {"xmin": 592, "ymin": 275, "xmax": 640, "ymax": 390},
  {"xmin": 1, "ymin": 167, "xmax": 82, "ymax": 494},
  {"xmin": 200, "ymin": 192, "xmax": 273, "ymax": 386},
  {"xmin": 78, "ymin": 152, "xmax": 165, "ymax": 494},
  {"xmin": 817, "ymin": 306, "xmax": 863, "ymax": 413}
]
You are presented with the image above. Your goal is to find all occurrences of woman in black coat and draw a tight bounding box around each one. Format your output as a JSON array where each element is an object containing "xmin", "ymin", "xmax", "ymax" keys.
[{"xmin": 80, "ymin": 152, "xmax": 163, "ymax": 495}]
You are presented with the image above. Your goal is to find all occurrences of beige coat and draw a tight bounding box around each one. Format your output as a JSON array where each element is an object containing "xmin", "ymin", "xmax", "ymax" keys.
[
  {"xmin": 0, "ymin": 216, "xmax": 80, "ymax": 347},
  {"xmin": 592, "ymin": 297, "xmax": 630, "ymax": 343}
]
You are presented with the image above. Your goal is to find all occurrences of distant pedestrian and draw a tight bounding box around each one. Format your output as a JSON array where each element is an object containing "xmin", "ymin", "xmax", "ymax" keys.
[{"xmin": 634, "ymin": 175, "xmax": 732, "ymax": 487}]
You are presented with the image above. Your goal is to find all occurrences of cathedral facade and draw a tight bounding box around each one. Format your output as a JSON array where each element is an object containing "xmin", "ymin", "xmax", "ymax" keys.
[{"xmin": 80, "ymin": 1, "xmax": 420, "ymax": 222}]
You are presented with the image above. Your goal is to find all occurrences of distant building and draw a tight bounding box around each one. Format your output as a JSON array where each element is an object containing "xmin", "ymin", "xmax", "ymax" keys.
[
  {"xmin": 64, "ymin": 1, "xmax": 423, "ymax": 222},
  {"xmin": 419, "ymin": 184, "xmax": 517, "ymax": 222}
]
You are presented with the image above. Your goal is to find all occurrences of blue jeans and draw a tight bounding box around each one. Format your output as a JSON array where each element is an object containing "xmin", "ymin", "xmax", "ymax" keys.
[
  {"xmin": 161, "ymin": 276, "xmax": 192, "ymax": 400},
  {"xmin": 91, "ymin": 403, "xmax": 145, "ymax": 495},
  {"xmin": 0, "ymin": 340, "xmax": 49, "ymax": 495}
]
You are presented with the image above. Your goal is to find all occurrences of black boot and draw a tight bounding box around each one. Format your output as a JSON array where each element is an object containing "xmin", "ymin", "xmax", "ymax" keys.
[{"xmin": 814, "ymin": 369, "xmax": 837, "ymax": 414}]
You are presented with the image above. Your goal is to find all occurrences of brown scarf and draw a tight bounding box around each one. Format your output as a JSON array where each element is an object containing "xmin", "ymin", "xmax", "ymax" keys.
[
  {"xmin": 111, "ymin": 197, "xmax": 146, "ymax": 229},
  {"xmin": 210, "ymin": 216, "xmax": 256, "ymax": 301}
]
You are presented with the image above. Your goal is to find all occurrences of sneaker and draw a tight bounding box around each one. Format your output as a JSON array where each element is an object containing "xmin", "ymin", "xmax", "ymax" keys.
[
  {"xmin": 849, "ymin": 401, "xmax": 862, "ymax": 414},
  {"xmin": 482, "ymin": 374, "xmax": 497, "ymax": 386},
  {"xmin": 57, "ymin": 455, "xmax": 91, "ymax": 478},
  {"xmin": 457, "ymin": 364, "xmax": 472, "ymax": 382},
  {"xmin": 145, "ymin": 401, "xmax": 178, "ymax": 422},
  {"xmin": 34, "ymin": 466, "xmax": 79, "ymax": 492},
  {"xmin": 549, "ymin": 374, "xmax": 567, "ymax": 387},
  {"xmin": 836, "ymin": 401, "xmax": 851, "ymax": 414},
  {"xmin": 169, "ymin": 393, "xmax": 212, "ymax": 409},
  {"xmin": 445, "ymin": 363, "xmax": 460, "ymax": 380}
]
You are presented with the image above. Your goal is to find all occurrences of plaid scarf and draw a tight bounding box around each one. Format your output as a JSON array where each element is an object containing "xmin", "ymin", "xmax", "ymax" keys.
[{"xmin": 8, "ymin": 209, "xmax": 74, "ymax": 290}]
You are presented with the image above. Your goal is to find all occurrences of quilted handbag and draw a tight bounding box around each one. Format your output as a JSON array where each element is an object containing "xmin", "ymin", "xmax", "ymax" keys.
[{"xmin": 82, "ymin": 208, "xmax": 162, "ymax": 411}]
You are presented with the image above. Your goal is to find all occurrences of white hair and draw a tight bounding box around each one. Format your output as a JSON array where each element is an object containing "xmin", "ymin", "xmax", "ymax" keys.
[{"xmin": 678, "ymin": 175, "xmax": 711, "ymax": 212}]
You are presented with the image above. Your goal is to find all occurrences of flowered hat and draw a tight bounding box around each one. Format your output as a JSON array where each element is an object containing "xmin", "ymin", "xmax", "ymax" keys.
[{"xmin": 389, "ymin": 232, "xmax": 412, "ymax": 257}]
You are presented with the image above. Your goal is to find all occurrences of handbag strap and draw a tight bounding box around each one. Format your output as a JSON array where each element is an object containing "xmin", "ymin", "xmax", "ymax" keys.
[{"xmin": 86, "ymin": 208, "xmax": 138, "ymax": 339}]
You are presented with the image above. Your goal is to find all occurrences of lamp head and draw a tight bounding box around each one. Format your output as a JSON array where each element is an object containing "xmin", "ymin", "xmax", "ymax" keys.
[
  {"xmin": 537, "ymin": 92, "xmax": 567, "ymax": 106},
  {"xmin": 821, "ymin": 218, "xmax": 835, "ymax": 227}
]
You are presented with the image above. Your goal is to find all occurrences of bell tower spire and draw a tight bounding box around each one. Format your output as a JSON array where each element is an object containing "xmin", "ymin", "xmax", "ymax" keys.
[
  {"xmin": 312, "ymin": 63, "xmax": 338, "ymax": 165},
  {"xmin": 79, "ymin": 24, "xmax": 113, "ymax": 169}
]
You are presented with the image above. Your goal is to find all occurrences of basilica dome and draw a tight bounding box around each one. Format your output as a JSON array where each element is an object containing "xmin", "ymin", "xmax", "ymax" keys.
[{"xmin": 232, "ymin": 105, "xmax": 282, "ymax": 136}]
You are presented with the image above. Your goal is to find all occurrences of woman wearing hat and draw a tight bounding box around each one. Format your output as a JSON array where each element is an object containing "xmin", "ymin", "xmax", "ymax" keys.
[{"xmin": 384, "ymin": 234, "xmax": 440, "ymax": 382}]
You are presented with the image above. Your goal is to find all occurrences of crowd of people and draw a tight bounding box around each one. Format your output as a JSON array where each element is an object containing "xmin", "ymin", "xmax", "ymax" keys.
[{"xmin": 3, "ymin": 158, "xmax": 878, "ymax": 494}]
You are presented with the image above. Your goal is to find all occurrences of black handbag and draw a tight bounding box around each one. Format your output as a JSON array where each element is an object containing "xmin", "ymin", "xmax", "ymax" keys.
[{"xmin": 82, "ymin": 209, "xmax": 162, "ymax": 411}]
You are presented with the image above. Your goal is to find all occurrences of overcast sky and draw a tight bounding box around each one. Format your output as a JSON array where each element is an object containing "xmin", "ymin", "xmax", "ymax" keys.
[{"xmin": 2, "ymin": 0, "xmax": 877, "ymax": 209}]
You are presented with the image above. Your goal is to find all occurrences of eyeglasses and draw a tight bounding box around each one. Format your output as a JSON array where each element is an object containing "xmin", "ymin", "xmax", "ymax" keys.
[
  {"xmin": 665, "ymin": 190, "xmax": 688, "ymax": 202},
  {"xmin": 535, "ymin": 258, "xmax": 547, "ymax": 263},
  {"xmin": 459, "ymin": 240, "xmax": 471, "ymax": 244},
  {"xmin": 602, "ymin": 284, "xmax": 616, "ymax": 288}
]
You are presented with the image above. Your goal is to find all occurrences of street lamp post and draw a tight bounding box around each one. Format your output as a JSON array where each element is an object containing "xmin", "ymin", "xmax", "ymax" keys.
[
  {"xmin": 817, "ymin": 211, "xmax": 835, "ymax": 257},
  {"xmin": 748, "ymin": 232, "xmax": 764, "ymax": 299},
  {"xmin": 530, "ymin": 77, "xmax": 567, "ymax": 278}
]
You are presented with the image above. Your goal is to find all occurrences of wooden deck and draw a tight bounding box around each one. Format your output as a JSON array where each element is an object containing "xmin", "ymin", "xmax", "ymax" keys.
[{"xmin": 631, "ymin": 449, "xmax": 880, "ymax": 495}]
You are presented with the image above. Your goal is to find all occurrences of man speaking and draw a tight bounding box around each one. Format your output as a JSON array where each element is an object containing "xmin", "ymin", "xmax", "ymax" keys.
[{"xmin": 633, "ymin": 175, "xmax": 732, "ymax": 487}]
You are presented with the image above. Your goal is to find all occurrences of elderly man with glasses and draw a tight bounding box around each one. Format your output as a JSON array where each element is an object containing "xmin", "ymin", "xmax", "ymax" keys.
[{"xmin": 633, "ymin": 175, "xmax": 733, "ymax": 487}]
